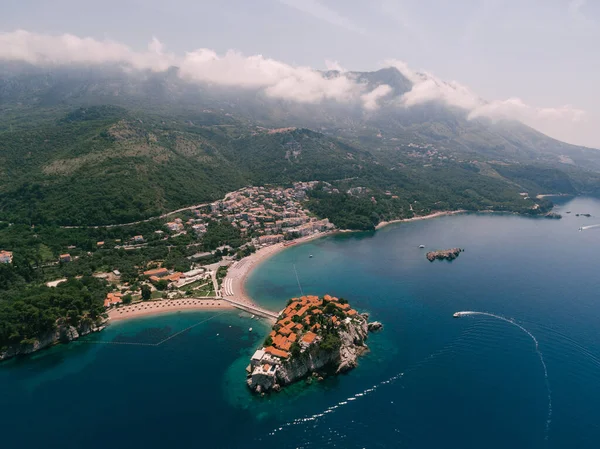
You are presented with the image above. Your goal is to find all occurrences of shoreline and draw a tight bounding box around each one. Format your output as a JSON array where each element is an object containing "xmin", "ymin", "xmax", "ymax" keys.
[
  {"xmin": 223, "ymin": 231, "xmax": 334, "ymax": 309},
  {"xmin": 107, "ymin": 298, "xmax": 233, "ymax": 322},
  {"xmin": 375, "ymin": 210, "xmax": 467, "ymax": 230}
]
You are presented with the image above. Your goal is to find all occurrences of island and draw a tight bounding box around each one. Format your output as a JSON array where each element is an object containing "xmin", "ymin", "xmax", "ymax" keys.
[
  {"xmin": 544, "ymin": 212, "xmax": 562, "ymax": 219},
  {"xmin": 247, "ymin": 294, "xmax": 381, "ymax": 394},
  {"xmin": 426, "ymin": 248, "xmax": 464, "ymax": 262}
]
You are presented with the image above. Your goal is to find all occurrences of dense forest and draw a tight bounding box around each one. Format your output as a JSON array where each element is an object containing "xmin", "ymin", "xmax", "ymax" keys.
[
  {"xmin": 0, "ymin": 105, "xmax": 579, "ymax": 227},
  {"xmin": 0, "ymin": 276, "xmax": 108, "ymax": 348}
]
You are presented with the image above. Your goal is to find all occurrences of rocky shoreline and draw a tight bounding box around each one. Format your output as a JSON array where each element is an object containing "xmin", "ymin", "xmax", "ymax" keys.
[
  {"xmin": 0, "ymin": 320, "xmax": 107, "ymax": 362},
  {"xmin": 246, "ymin": 295, "xmax": 382, "ymax": 394},
  {"xmin": 426, "ymin": 248, "xmax": 464, "ymax": 262}
]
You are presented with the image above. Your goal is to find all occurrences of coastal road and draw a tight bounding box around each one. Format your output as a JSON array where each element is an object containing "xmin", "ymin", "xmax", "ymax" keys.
[{"xmin": 59, "ymin": 201, "xmax": 212, "ymax": 229}]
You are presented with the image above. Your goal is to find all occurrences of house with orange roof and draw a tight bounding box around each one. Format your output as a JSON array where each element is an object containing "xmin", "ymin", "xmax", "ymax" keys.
[
  {"xmin": 59, "ymin": 254, "xmax": 71, "ymax": 263},
  {"xmin": 0, "ymin": 250, "xmax": 13, "ymax": 264},
  {"xmin": 334, "ymin": 302, "xmax": 351, "ymax": 311},
  {"xmin": 143, "ymin": 267, "xmax": 169, "ymax": 278},
  {"xmin": 347, "ymin": 309, "xmax": 358, "ymax": 316},
  {"xmin": 264, "ymin": 346, "xmax": 290, "ymax": 359},
  {"xmin": 300, "ymin": 331, "xmax": 318, "ymax": 346},
  {"xmin": 165, "ymin": 272, "xmax": 183, "ymax": 282},
  {"xmin": 104, "ymin": 292, "xmax": 123, "ymax": 308}
]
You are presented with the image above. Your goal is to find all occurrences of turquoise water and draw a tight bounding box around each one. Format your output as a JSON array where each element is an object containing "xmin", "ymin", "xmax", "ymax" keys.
[{"xmin": 2, "ymin": 196, "xmax": 600, "ymax": 448}]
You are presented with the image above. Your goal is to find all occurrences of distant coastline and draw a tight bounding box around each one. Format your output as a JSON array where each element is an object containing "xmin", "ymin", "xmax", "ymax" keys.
[{"xmin": 375, "ymin": 210, "xmax": 467, "ymax": 230}]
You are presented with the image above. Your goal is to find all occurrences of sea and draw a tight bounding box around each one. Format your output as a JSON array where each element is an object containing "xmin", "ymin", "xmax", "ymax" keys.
[{"xmin": 2, "ymin": 196, "xmax": 600, "ymax": 449}]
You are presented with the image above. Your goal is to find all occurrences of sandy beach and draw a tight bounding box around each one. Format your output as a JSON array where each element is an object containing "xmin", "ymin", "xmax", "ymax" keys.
[
  {"xmin": 375, "ymin": 210, "xmax": 467, "ymax": 230},
  {"xmin": 222, "ymin": 232, "xmax": 333, "ymax": 307},
  {"xmin": 108, "ymin": 298, "xmax": 233, "ymax": 321}
]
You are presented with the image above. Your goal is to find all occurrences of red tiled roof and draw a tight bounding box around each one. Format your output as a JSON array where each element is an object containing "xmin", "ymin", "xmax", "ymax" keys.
[
  {"xmin": 264, "ymin": 346, "xmax": 289, "ymax": 358},
  {"xmin": 144, "ymin": 267, "xmax": 169, "ymax": 277},
  {"xmin": 301, "ymin": 331, "xmax": 318, "ymax": 344}
]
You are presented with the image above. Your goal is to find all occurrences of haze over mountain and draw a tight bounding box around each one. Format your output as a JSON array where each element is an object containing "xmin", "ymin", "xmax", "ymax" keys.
[{"xmin": 1, "ymin": 29, "xmax": 600, "ymax": 226}]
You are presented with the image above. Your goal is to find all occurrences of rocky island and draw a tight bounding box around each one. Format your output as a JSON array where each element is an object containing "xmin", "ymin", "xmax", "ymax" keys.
[
  {"xmin": 247, "ymin": 295, "xmax": 380, "ymax": 394},
  {"xmin": 426, "ymin": 248, "xmax": 464, "ymax": 262}
]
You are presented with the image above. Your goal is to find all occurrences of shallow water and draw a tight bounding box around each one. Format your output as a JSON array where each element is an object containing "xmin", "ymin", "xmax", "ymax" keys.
[{"xmin": 2, "ymin": 196, "xmax": 600, "ymax": 448}]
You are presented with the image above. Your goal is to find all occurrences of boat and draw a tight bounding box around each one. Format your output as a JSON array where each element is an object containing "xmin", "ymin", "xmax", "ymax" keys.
[
  {"xmin": 249, "ymin": 327, "xmax": 253, "ymax": 332},
  {"xmin": 579, "ymin": 227, "xmax": 583, "ymax": 231},
  {"xmin": 309, "ymin": 254, "xmax": 313, "ymax": 258},
  {"xmin": 419, "ymin": 245, "xmax": 425, "ymax": 249},
  {"xmin": 453, "ymin": 312, "xmax": 463, "ymax": 318}
]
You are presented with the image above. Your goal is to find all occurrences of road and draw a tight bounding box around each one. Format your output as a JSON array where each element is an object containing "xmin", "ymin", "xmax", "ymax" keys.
[{"xmin": 60, "ymin": 201, "xmax": 212, "ymax": 229}]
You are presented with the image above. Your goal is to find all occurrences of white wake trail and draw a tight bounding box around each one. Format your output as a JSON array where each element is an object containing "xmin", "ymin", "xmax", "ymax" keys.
[
  {"xmin": 581, "ymin": 224, "xmax": 600, "ymax": 231},
  {"xmin": 455, "ymin": 311, "xmax": 552, "ymax": 441}
]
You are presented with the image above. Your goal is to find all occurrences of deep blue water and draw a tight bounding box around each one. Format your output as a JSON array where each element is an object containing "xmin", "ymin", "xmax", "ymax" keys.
[{"xmin": 2, "ymin": 196, "xmax": 600, "ymax": 448}]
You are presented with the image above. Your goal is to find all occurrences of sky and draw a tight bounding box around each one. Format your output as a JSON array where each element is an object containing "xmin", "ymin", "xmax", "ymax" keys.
[{"xmin": 1, "ymin": 0, "xmax": 599, "ymax": 148}]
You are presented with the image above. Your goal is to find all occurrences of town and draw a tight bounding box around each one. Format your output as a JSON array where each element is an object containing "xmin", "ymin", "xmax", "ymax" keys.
[{"xmin": 0, "ymin": 182, "xmax": 335, "ymax": 313}]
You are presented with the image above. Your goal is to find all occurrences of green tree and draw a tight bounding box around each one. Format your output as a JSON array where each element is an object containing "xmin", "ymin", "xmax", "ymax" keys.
[
  {"xmin": 155, "ymin": 279, "xmax": 169, "ymax": 291},
  {"xmin": 141, "ymin": 284, "xmax": 152, "ymax": 301},
  {"xmin": 122, "ymin": 294, "xmax": 132, "ymax": 305}
]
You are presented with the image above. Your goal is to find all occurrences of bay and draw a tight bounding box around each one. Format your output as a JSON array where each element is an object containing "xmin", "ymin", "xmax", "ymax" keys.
[{"xmin": 2, "ymin": 196, "xmax": 600, "ymax": 448}]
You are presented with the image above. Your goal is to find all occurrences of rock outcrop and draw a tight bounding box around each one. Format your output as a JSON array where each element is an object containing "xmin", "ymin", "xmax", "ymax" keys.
[
  {"xmin": 246, "ymin": 295, "xmax": 381, "ymax": 394},
  {"xmin": 368, "ymin": 321, "xmax": 383, "ymax": 332},
  {"xmin": 0, "ymin": 320, "xmax": 107, "ymax": 362},
  {"xmin": 426, "ymin": 248, "xmax": 463, "ymax": 262},
  {"xmin": 544, "ymin": 212, "xmax": 562, "ymax": 219}
]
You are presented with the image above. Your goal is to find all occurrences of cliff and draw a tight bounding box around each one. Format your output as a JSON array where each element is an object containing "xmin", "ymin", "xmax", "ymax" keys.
[
  {"xmin": 426, "ymin": 248, "xmax": 463, "ymax": 262},
  {"xmin": 246, "ymin": 294, "xmax": 380, "ymax": 394},
  {"xmin": 0, "ymin": 320, "xmax": 107, "ymax": 362},
  {"xmin": 275, "ymin": 314, "xmax": 369, "ymax": 386}
]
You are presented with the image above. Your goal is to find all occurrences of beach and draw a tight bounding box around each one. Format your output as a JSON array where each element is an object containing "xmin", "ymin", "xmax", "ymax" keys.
[
  {"xmin": 108, "ymin": 298, "xmax": 233, "ymax": 321},
  {"xmin": 375, "ymin": 210, "xmax": 466, "ymax": 230},
  {"xmin": 222, "ymin": 232, "xmax": 333, "ymax": 307}
]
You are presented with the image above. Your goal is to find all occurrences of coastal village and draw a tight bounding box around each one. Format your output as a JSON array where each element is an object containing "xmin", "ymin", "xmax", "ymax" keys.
[
  {"xmin": 247, "ymin": 294, "xmax": 381, "ymax": 394},
  {"xmin": 0, "ymin": 182, "xmax": 335, "ymax": 321}
]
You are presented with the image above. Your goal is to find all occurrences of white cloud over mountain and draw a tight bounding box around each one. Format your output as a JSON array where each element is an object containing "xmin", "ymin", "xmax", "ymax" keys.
[{"xmin": 0, "ymin": 30, "xmax": 586, "ymax": 126}]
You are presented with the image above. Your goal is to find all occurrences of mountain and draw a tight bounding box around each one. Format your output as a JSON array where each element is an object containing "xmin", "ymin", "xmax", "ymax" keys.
[{"xmin": 1, "ymin": 63, "xmax": 599, "ymax": 225}]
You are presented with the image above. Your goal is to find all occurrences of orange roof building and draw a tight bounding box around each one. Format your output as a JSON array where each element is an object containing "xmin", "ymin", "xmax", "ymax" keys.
[
  {"xmin": 264, "ymin": 346, "xmax": 290, "ymax": 359},
  {"xmin": 104, "ymin": 292, "xmax": 123, "ymax": 308},
  {"xmin": 144, "ymin": 267, "xmax": 169, "ymax": 277},
  {"xmin": 301, "ymin": 331, "xmax": 318, "ymax": 345}
]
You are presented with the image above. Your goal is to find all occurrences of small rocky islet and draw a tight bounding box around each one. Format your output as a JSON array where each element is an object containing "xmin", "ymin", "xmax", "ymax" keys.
[
  {"xmin": 426, "ymin": 248, "xmax": 464, "ymax": 262},
  {"xmin": 247, "ymin": 294, "xmax": 382, "ymax": 394}
]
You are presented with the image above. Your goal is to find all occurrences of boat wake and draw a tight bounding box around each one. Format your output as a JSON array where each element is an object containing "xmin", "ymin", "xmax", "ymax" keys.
[
  {"xmin": 454, "ymin": 311, "xmax": 552, "ymax": 441},
  {"xmin": 580, "ymin": 224, "xmax": 600, "ymax": 231},
  {"xmin": 267, "ymin": 372, "xmax": 405, "ymax": 436},
  {"xmin": 267, "ymin": 342, "xmax": 459, "ymax": 438}
]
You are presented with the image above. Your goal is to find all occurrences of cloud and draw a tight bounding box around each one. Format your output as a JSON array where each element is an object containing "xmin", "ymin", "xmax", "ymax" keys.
[
  {"xmin": 361, "ymin": 84, "xmax": 393, "ymax": 110},
  {"xmin": 324, "ymin": 59, "xmax": 346, "ymax": 72},
  {"xmin": 178, "ymin": 49, "xmax": 363, "ymax": 104},
  {"xmin": 385, "ymin": 58, "xmax": 585, "ymax": 124},
  {"xmin": 276, "ymin": 0, "xmax": 367, "ymax": 35},
  {"xmin": 0, "ymin": 30, "xmax": 586, "ymax": 123},
  {"xmin": 0, "ymin": 29, "xmax": 175, "ymax": 71},
  {"xmin": 469, "ymin": 98, "xmax": 586, "ymax": 124}
]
